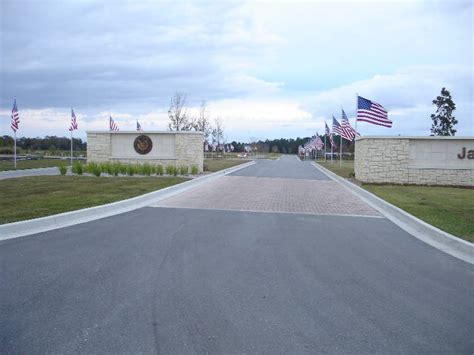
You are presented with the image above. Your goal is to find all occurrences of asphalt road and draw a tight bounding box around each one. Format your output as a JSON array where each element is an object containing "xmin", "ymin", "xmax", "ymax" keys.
[
  {"xmin": 1, "ymin": 156, "xmax": 473, "ymax": 354},
  {"xmin": 0, "ymin": 166, "xmax": 59, "ymax": 180}
]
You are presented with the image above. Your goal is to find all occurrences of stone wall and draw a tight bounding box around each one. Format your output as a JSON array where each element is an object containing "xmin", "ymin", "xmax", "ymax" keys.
[
  {"xmin": 87, "ymin": 131, "xmax": 204, "ymax": 172},
  {"xmin": 355, "ymin": 137, "xmax": 473, "ymax": 186}
]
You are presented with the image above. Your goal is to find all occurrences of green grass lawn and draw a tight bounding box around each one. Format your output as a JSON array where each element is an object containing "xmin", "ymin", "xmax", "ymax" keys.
[
  {"xmin": 204, "ymin": 159, "xmax": 248, "ymax": 172},
  {"xmin": 363, "ymin": 185, "xmax": 473, "ymax": 242},
  {"xmin": 0, "ymin": 159, "xmax": 74, "ymax": 171},
  {"xmin": 317, "ymin": 160, "xmax": 355, "ymax": 178},
  {"xmin": 0, "ymin": 175, "xmax": 188, "ymax": 224}
]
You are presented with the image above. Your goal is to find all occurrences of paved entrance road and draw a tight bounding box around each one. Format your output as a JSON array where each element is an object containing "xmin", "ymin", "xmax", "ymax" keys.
[{"xmin": 1, "ymin": 156, "xmax": 473, "ymax": 353}]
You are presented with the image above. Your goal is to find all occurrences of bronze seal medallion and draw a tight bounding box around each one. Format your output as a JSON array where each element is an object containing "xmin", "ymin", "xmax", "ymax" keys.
[{"xmin": 134, "ymin": 135, "xmax": 153, "ymax": 155}]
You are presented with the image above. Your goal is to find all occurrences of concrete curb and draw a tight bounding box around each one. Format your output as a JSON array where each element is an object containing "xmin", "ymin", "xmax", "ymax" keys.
[
  {"xmin": 311, "ymin": 162, "xmax": 474, "ymax": 265},
  {"xmin": 0, "ymin": 160, "xmax": 255, "ymax": 242}
]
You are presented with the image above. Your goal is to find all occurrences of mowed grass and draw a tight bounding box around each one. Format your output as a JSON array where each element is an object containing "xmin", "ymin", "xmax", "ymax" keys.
[
  {"xmin": 0, "ymin": 175, "xmax": 188, "ymax": 224},
  {"xmin": 318, "ymin": 160, "xmax": 354, "ymax": 178},
  {"xmin": 0, "ymin": 159, "xmax": 72, "ymax": 171},
  {"xmin": 204, "ymin": 159, "xmax": 248, "ymax": 172},
  {"xmin": 364, "ymin": 185, "xmax": 474, "ymax": 242}
]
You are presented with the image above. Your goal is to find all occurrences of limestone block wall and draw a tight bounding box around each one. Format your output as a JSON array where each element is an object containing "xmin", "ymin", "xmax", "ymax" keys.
[
  {"xmin": 355, "ymin": 137, "xmax": 473, "ymax": 186},
  {"xmin": 87, "ymin": 131, "xmax": 204, "ymax": 172}
]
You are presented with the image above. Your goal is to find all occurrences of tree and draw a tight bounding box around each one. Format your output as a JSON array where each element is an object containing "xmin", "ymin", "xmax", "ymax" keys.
[
  {"xmin": 168, "ymin": 92, "xmax": 192, "ymax": 131},
  {"xmin": 430, "ymin": 87, "xmax": 457, "ymax": 136},
  {"xmin": 194, "ymin": 100, "xmax": 211, "ymax": 140},
  {"xmin": 211, "ymin": 117, "xmax": 224, "ymax": 147}
]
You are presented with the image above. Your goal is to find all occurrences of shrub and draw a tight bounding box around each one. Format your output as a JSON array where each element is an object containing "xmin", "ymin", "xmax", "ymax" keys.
[
  {"xmin": 191, "ymin": 165, "xmax": 198, "ymax": 175},
  {"xmin": 72, "ymin": 161, "xmax": 83, "ymax": 175},
  {"xmin": 141, "ymin": 163, "xmax": 152, "ymax": 176},
  {"xmin": 150, "ymin": 165, "xmax": 156, "ymax": 175},
  {"xmin": 126, "ymin": 164, "xmax": 135, "ymax": 176},
  {"xmin": 112, "ymin": 162, "xmax": 121, "ymax": 176},
  {"xmin": 173, "ymin": 166, "xmax": 178, "ymax": 176},
  {"xmin": 92, "ymin": 165, "xmax": 101, "ymax": 177},
  {"xmin": 165, "ymin": 165, "xmax": 174, "ymax": 175},
  {"xmin": 59, "ymin": 165, "xmax": 67, "ymax": 175},
  {"xmin": 179, "ymin": 165, "xmax": 188, "ymax": 176},
  {"xmin": 84, "ymin": 162, "xmax": 98, "ymax": 174},
  {"xmin": 156, "ymin": 164, "xmax": 164, "ymax": 176},
  {"xmin": 100, "ymin": 162, "xmax": 113, "ymax": 175},
  {"xmin": 119, "ymin": 163, "xmax": 128, "ymax": 175}
]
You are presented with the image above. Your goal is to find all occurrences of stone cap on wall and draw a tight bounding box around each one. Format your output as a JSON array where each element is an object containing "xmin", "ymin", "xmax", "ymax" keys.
[
  {"xmin": 356, "ymin": 136, "xmax": 473, "ymax": 141},
  {"xmin": 86, "ymin": 130, "xmax": 203, "ymax": 135}
]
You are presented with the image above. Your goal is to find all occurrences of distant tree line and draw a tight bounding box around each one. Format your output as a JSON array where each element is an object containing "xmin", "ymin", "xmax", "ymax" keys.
[
  {"xmin": 0, "ymin": 135, "xmax": 86, "ymax": 152},
  {"xmin": 229, "ymin": 135, "xmax": 354, "ymax": 154}
]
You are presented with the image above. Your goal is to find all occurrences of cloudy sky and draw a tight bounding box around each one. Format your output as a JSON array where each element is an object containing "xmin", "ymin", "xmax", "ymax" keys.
[{"xmin": 1, "ymin": 0, "xmax": 472, "ymax": 141}]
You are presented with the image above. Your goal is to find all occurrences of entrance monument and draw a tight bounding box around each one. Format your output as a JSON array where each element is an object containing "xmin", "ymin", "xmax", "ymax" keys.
[
  {"xmin": 87, "ymin": 131, "xmax": 204, "ymax": 172},
  {"xmin": 355, "ymin": 136, "xmax": 473, "ymax": 186}
]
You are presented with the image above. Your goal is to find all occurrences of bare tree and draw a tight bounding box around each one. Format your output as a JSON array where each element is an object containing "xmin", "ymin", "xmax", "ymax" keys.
[
  {"xmin": 194, "ymin": 100, "xmax": 211, "ymax": 140},
  {"xmin": 211, "ymin": 117, "xmax": 224, "ymax": 148},
  {"xmin": 168, "ymin": 92, "xmax": 192, "ymax": 131}
]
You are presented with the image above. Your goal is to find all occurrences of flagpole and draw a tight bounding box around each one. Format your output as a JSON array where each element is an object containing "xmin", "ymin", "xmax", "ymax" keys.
[
  {"xmin": 355, "ymin": 93, "xmax": 358, "ymax": 134},
  {"xmin": 340, "ymin": 135, "xmax": 343, "ymax": 167},
  {"xmin": 14, "ymin": 131, "xmax": 17, "ymax": 169},
  {"xmin": 331, "ymin": 136, "xmax": 333, "ymax": 162},
  {"xmin": 70, "ymin": 130, "xmax": 73, "ymax": 166},
  {"xmin": 324, "ymin": 133, "xmax": 327, "ymax": 162}
]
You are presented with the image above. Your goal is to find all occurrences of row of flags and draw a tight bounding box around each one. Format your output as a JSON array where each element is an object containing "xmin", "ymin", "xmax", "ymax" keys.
[
  {"xmin": 204, "ymin": 142, "xmax": 235, "ymax": 153},
  {"xmin": 300, "ymin": 95, "xmax": 391, "ymax": 154},
  {"xmin": 9, "ymin": 100, "xmax": 144, "ymax": 134}
]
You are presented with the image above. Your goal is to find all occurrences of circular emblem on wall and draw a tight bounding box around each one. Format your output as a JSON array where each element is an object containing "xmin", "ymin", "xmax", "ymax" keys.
[{"xmin": 134, "ymin": 135, "xmax": 153, "ymax": 155}]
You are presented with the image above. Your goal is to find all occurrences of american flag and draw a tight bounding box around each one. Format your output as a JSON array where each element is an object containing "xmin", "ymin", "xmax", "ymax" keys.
[
  {"xmin": 11, "ymin": 99, "xmax": 20, "ymax": 132},
  {"xmin": 69, "ymin": 108, "xmax": 78, "ymax": 131},
  {"xmin": 325, "ymin": 122, "xmax": 330, "ymax": 136},
  {"xmin": 315, "ymin": 134, "xmax": 324, "ymax": 150},
  {"xmin": 332, "ymin": 116, "xmax": 343, "ymax": 136},
  {"xmin": 357, "ymin": 95, "xmax": 392, "ymax": 128},
  {"xmin": 136, "ymin": 121, "xmax": 142, "ymax": 131},
  {"xmin": 341, "ymin": 109, "xmax": 356, "ymax": 141},
  {"xmin": 109, "ymin": 115, "xmax": 119, "ymax": 131}
]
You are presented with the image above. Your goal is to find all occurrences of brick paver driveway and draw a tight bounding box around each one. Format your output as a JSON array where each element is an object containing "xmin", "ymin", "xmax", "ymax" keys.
[{"xmin": 154, "ymin": 156, "xmax": 380, "ymax": 217}]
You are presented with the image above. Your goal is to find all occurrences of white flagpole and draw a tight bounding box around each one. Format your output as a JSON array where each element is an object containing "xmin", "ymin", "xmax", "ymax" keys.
[
  {"xmin": 70, "ymin": 130, "xmax": 73, "ymax": 166},
  {"xmin": 324, "ymin": 133, "xmax": 327, "ymax": 162},
  {"xmin": 14, "ymin": 130, "xmax": 17, "ymax": 169},
  {"xmin": 331, "ymin": 135, "xmax": 333, "ymax": 162},
  {"xmin": 355, "ymin": 93, "xmax": 358, "ymax": 134},
  {"xmin": 340, "ymin": 135, "xmax": 343, "ymax": 167}
]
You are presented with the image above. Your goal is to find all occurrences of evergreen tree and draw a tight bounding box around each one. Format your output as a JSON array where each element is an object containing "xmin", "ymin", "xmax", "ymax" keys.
[{"xmin": 430, "ymin": 87, "xmax": 457, "ymax": 136}]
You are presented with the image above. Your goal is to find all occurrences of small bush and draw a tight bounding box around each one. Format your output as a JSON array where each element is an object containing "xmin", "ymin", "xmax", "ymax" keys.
[
  {"xmin": 179, "ymin": 165, "xmax": 189, "ymax": 176},
  {"xmin": 191, "ymin": 165, "xmax": 198, "ymax": 175},
  {"xmin": 141, "ymin": 163, "xmax": 152, "ymax": 176},
  {"xmin": 119, "ymin": 163, "xmax": 128, "ymax": 175},
  {"xmin": 72, "ymin": 162, "xmax": 83, "ymax": 175},
  {"xmin": 85, "ymin": 162, "xmax": 98, "ymax": 174},
  {"xmin": 126, "ymin": 164, "xmax": 135, "ymax": 176},
  {"xmin": 100, "ymin": 162, "xmax": 113, "ymax": 175},
  {"xmin": 111, "ymin": 162, "xmax": 121, "ymax": 176},
  {"xmin": 156, "ymin": 165, "xmax": 164, "ymax": 176},
  {"xmin": 165, "ymin": 165, "xmax": 174, "ymax": 175},
  {"xmin": 173, "ymin": 166, "xmax": 178, "ymax": 176},
  {"xmin": 59, "ymin": 165, "xmax": 67, "ymax": 175},
  {"xmin": 92, "ymin": 165, "xmax": 101, "ymax": 177},
  {"xmin": 150, "ymin": 165, "xmax": 156, "ymax": 175}
]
